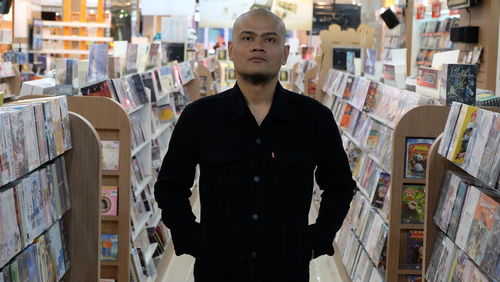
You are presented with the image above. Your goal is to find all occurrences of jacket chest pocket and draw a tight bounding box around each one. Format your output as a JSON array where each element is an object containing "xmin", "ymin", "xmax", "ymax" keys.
[{"xmin": 199, "ymin": 150, "xmax": 240, "ymax": 188}]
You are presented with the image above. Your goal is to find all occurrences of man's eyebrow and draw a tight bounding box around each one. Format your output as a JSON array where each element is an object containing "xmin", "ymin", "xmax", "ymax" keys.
[{"xmin": 238, "ymin": 31, "xmax": 279, "ymax": 37}]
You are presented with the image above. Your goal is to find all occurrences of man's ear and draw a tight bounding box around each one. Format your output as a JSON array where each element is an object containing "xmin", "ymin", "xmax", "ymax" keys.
[
  {"xmin": 228, "ymin": 41, "xmax": 234, "ymax": 61},
  {"xmin": 282, "ymin": 44, "xmax": 290, "ymax": 65}
]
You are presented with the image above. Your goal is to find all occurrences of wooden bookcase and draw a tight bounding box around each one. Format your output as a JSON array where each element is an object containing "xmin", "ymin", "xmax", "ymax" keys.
[
  {"xmin": 66, "ymin": 96, "xmax": 132, "ymax": 282},
  {"xmin": 387, "ymin": 105, "xmax": 450, "ymax": 282},
  {"xmin": 64, "ymin": 112, "xmax": 103, "ymax": 281}
]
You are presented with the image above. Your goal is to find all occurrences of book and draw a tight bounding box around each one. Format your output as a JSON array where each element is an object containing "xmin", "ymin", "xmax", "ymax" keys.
[
  {"xmin": 0, "ymin": 111, "xmax": 14, "ymax": 184},
  {"xmin": 342, "ymin": 75, "xmax": 355, "ymax": 101},
  {"xmin": 402, "ymin": 230, "xmax": 424, "ymax": 269},
  {"xmin": 404, "ymin": 138, "xmax": 434, "ymax": 179},
  {"xmin": 405, "ymin": 275, "xmax": 422, "ymax": 282},
  {"xmin": 446, "ymin": 181, "xmax": 468, "ymax": 240},
  {"xmin": 346, "ymin": 51, "xmax": 355, "ymax": 74},
  {"xmin": 129, "ymin": 74, "xmax": 150, "ymax": 105},
  {"xmin": 178, "ymin": 61, "xmax": 195, "ymax": 85},
  {"xmin": 8, "ymin": 109, "xmax": 29, "ymax": 178},
  {"xmin": 350, "ymin": 77, "xmax": 370, "ymax": 111},
  {"xmin": 45, "ymin": 221, "xmax": 67, "ymax": 280},
  {"xmin": 365, "ymin": 48, "xmax": 377, "ymax": 75},
  {"xmin": 81, "ymin": 80, "xmax": 115, "ymax": 99},
  {"xmin": 141, "ymin": 71, "xmax": 160, "ymax": 102},
  {"xmin": 466, "ymin": 192, "xmax": 499, "ymax": 264},
  {"xmin": 438, "ymin": 102, "xmax": 462, "ymax": 157},
  {"xmin": 100, "ymin": 234, "xmax": 119, "ymax": 261},
  {"xmin": 434, "ymin": 235, "xmax": 458, "ymax": 282},
  {"xmin": 88, "ymin": 43, "xmax": 109, "ymax": 84},
  {"xmin": 434, "ymin": 172, "xmax": 461, "ymax": 232},
  {"xmin": 401, "ymin": 184, "xmax": 425, "ymax": 224},
  {"xmin": 0, "ymin": 188, "xmax": 23, "ymax": 266},
  {"xmin": 362, "ymin": 81, "xmax": 380, "ymax": 113},
  {"xmin": 101, "ymin": 186, "xmax": 118, "ymax": 216},
  {"xmin": 372, "ymin": 172, "xmax": 391, "ymax": 210},
  {"xmin": 101, "ymin": 141, "xmax": 120, "ymax": 171},
  {"xmin": 455, "ymin": 186, "xmax": 481, "ymax": 251},
  {"xmin": 479, "ymin": 207, "xmax": 500, "ymax": 278},
  {"xmin": 462, "ymin": 110, "xmax": 494, "ymax": 179},
  {"xmin": 446, "ymin": 104, "xmax": 479, "ymax": 165},
  {"xmin": 125, "ymin": 44, "xmax": 139, "ymax": 75},
  {"xmin": 439, "ymin": 64, "xmax": 478, "ymax": 106},
  {"xmin": 146, "ymin": 42, "xmax": 161, "ymax": 71}
]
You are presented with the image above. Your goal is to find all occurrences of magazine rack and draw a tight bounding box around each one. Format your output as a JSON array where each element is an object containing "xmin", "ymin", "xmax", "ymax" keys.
[
  {"xmin": 67, "ymin": 96, "xmax": 132, "ymax": 282},
  {"xmin": 13, "ymin": 97, "xmax": 103, "ymax": 281},
  {"xmin": 423, "ymin": 107, "xmax": 500, "ymax": 280},
  {"xmin": 386, "ymin": 105, "xmax": 449, "ymax": 281}
]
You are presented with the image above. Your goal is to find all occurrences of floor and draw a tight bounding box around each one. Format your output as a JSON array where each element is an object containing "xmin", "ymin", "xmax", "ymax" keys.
[{"xmin": 161, "ymin": 198, "xmax": 347, "ymax": 282}]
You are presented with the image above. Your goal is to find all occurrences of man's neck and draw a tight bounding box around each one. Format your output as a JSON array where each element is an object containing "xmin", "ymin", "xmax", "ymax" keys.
[{"xmin": 237, "ymin": 77, "xmax": 278, "ymax": 106}]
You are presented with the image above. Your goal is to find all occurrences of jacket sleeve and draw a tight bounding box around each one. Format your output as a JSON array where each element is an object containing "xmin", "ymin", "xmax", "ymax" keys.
[
  {"xmin": 154, "ymin": 103, "xmax": 201, "ymax": 257},
  {"xmin": 309, "ymin": 108, "xmax": 356, "ymax": 258}
]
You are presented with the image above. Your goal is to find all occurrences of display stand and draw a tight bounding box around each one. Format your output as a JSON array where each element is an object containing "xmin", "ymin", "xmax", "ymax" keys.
[
  {"xmin": 1, "ymin": 63, "xmax": 21, "ymax": 98},
  {"xmin": 423, "ymin": 106, "xmax": 500, "ymax": 279},
  {"xmin": 4, "ymin": 97, "xmax": 103, "ymax": 280},
  {"xmin": 317, "ymin": 24, "xmax": 375, "ymax": 102},
  {"xmin": 66, "ymin": 96, "xmax": 132, "ymax": 282},
  {"xmin": 63, "ymin": 112, "xmax": 103, "ymax": 281},
  {"xmin": 387, "ymin": 105, "xmax": 449, "ymax": 282}
]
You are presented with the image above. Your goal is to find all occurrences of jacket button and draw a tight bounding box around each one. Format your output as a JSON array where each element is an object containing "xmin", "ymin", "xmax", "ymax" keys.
[
  {"xmin": 251, "ymin": 214, "xmax": 259, "ymax": 221},
  {"xmin": 255, "ymin": 138, "xmax": 262, "ymax": 145},
  {"xmin": 253, "ymin": 176, "xmax": 261, "ymax": 183},
  {"xmin": 250, "ymin": 251, "xmax": 257, "ymax": 258}
]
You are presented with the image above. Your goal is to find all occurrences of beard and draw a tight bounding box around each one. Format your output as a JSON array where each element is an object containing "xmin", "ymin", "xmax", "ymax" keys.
[{"xmin": 240, "ymin": 72, "xmax": 274, "ymax": 85}]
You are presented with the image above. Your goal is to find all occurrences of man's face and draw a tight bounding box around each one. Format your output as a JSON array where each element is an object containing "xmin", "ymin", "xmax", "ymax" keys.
[{"xmin": 228, "ymin": 14, "xmax": 290, "ymax": 83}]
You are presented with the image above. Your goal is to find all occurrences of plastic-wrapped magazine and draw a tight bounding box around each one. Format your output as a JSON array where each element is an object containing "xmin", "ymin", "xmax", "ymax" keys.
[{"xmin": 88, "ymin": 43, "xmax": 109, "ymax": 84}]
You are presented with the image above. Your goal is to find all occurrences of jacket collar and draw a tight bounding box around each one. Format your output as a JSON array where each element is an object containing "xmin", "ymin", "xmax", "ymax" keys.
[{"xmin": 230, "ymin": 81, "xmax": 291, "ymax": 123}]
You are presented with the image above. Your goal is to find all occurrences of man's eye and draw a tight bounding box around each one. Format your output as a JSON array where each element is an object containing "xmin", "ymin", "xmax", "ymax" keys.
[
  {"xmin": 243, "ymin": 37, "xmax": 253, "ymax": 41},
  {"xmin": 265, "ymin": 37, "xmax": 277, "ymax": 42}
]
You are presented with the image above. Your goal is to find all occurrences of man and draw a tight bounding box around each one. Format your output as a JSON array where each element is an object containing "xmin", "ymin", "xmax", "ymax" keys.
[{"xmin": 154, "ymin": 8, "xmax": 356, "ymax": 282}]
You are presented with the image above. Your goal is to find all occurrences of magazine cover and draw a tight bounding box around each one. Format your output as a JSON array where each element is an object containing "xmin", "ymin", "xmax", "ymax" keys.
[
  {"xmin": 447, "ymin": 104, "xmax": 479, "ymax": 165},
  {"xmin": 438, "ymin": 102, "xmax": 462, "ymax": 157},
  {"xmin": 401, "ymin": 184, "xmax": 425, "ymax": 224},
  {"xmin": 125, "ymin": 44, "xmax": 139, "ymax": 75},
  {"xmin": 346, "ymin": 51, "xmax": 355, "ymax": 74},
  {"xmin": 480, "ymin": 208, "xmax": 500, "ymax": 277},
  {"xmin": 342, "ymin": 75, "xmax": 355, "ymax": 101},
  {"xmin": 350, "ymin": 77, "xmax": 370, "ymax": 111},
  {"xmin": 405, "ymin": 138, "xmax": 434, "ymax": 179},
  {"xmin": 446, "ymin": 181, "xmax": 468, "ymax": 240},
  {"xmin": 146, "ymin": 42, "xmax": 161, "ymax": 70},
  {"xmin": 101, "ymin": 141, "xmax": 120, "ymax": 171},
  {"xmin": 403, "ymin": 230, "xmax": 424, "ymax": 269},
  {"xmin": 8, "ymin": 109, "xmax": 29, "ymax": 178},
  {"xmin": 455, "ymin": 186, "xmax": 481, "ymax": 251},
  {"xmin": 0, "ymin": 112, "xmax": 14, "ymax": 184},
  {"xmin": 441, "ymin": 64, "xmax": 478, "ymax": 106},
  {"xmin": 363, "ymin": 81, "xmax": 380, "ymax": 113},
  {"xmin": 101, "ymin": 186, "xmax": 118, "ymax": 216},
  {"xmin": 434, "ymin": 236, "xmax": 458, "ymax": 282},
  {"xmin": 434, "ymin": 173, "xmax": 461, "ymax": 232},
  {"xmin": 87, "ymin": 43, "xmax": 109, "ymax": 84},
  {"xmin": 466, "ymin": 192, "xmax": 499, "ymax": 264},
  {"xmin": 130, "ymin": 74, "xmax": 150, "ymax": 105},
  {"xmin": 372, "ymin": 172, "xmax": 391, "ymax": 209},
  {"xmin": 477, "ymin": 113, "xmax": 500, "ymax": 188},
  {"xmin": 100, "ymin": 234, "xmax": 119, "ymax": 261},
  {"xmin": 365, "ymin": 48, "xmax": 377, "ymax": 75}
]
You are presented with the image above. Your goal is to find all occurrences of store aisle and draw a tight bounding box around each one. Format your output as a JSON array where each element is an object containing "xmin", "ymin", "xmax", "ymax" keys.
[{"xmin": 162, "ymin": 199, "xmax": 347, "ymax": 282}]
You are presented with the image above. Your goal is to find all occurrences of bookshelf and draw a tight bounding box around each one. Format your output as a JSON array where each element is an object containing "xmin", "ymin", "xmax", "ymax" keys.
[
  {"xmin": 424, "ymin": 105, "xmax": 500, "ymax": 281},
  {"xmin": 2, "ymin": 97, "xmax": 102, "ymax": 280},
  {"xmin": 386, "ymin": 105, "xmax": 450, "ymax": 282},
  {"xmin": 66, "ymin": 96, "xmax": 132, "ymax": 282},
  {"xmin": 197, "ymin": 57, "xmax": 221, "ymax": 96}
]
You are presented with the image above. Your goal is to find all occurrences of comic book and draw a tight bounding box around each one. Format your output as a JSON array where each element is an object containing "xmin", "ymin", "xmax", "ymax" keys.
[{"xmin": 401, "ymin": 185, "xmax": 425, "ymax": 224}]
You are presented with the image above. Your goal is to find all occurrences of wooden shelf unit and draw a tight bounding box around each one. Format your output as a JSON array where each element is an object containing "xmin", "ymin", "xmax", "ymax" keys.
[
  {"xmin": 423, "ymin": 107, "xmax": 500, "ymax": 280},
  {"xmin": 63, "ymin": 112, "xmax": 103, "ymax": 281},
  {"xmin": 387, "ymin": 105, "xmax": 450, "ymax": 282},
  {"xmin": 11, "ymin": 97, "xmax": 103, "ymax": 280},
  {"xmin": 66, "ymin": 96, "xmax": 132, "ymax": 282}
]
